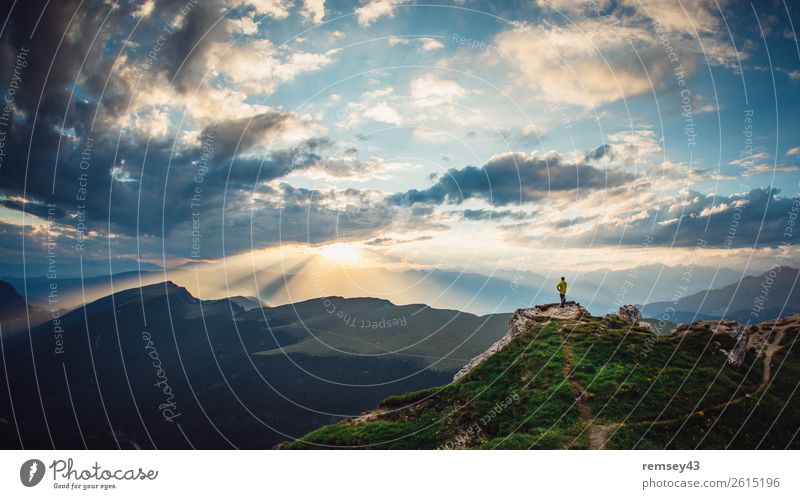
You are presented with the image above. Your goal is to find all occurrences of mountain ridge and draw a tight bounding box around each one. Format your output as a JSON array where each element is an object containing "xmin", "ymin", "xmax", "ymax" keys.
[
  {"xmin": 0, "ymin": 280, "xmax": 508, "ymax": 449},
  {"xmin": 642, "ymin": 266, "xmax": 800, "ymax": 322}
]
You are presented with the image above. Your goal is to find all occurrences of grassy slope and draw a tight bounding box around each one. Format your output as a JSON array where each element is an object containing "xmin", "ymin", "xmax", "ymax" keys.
[{"xmin": 284, "ymin": 314, "xmax": 799, "ymax": 449}]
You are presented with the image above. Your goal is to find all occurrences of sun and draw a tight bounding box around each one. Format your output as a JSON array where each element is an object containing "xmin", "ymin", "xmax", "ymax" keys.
[{"xmin": 313, "ymin": 242, "xmax": 363, "ymax": 264}]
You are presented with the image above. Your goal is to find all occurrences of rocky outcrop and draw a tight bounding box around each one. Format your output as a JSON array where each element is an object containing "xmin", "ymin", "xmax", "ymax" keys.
[
  {"xmin": 618, "ymin": 304, "xmax": 641, "ymax": 324},
  {"xmin": 455, "ymin": 302, "xmax": 797, "ymax": 383},
  {"xmin": 454, "ymin": 302, "xmax": 587, "ymax": 382},
  {"xmin": 674, "ymin": 319, "xmax": 753, "ymax": 367},
  {"xmin": 618, "ymin": 304, "xmax": 654, "ymax": 331}
]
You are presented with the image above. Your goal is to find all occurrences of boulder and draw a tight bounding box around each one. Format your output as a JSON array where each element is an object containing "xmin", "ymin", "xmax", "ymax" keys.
[
  {"xmin": 617, "ymin": 304, "xmax": 656, "ymax": 331},
  {"xmin": 618, "ymin": 304, "xmax": 642, "ymax": 324}
]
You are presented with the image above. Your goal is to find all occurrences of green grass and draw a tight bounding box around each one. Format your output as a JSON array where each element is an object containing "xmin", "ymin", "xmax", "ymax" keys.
[{"xmin": 282, "ymin": 315, "xmax": 800, "ymax": 449}]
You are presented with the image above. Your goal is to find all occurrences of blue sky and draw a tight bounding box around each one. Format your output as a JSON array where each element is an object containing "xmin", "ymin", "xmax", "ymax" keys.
[{"xmin": 1, "ymin": 0, "xmax": 799, "ymax": 281}]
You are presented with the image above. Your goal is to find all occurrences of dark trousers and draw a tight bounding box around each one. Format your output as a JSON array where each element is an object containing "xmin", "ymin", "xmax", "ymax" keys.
[{"xmin": 559, "ymin": 294, "xmax": 566, "ymax": 307}]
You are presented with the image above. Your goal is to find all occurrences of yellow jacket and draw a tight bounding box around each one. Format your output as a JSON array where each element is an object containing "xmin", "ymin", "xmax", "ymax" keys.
[{"xmin": 557, "ymin": 280, "xmax": 567, "ymax": 293}]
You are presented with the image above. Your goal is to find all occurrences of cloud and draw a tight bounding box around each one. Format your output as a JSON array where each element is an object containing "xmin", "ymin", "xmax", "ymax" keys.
[
  {"xmin": 0, "ymin": 198, "xmax": 66, "ymax": 220},
  {"xmin": 420, "ymin": 37, "xmax": 445, "ymax": 51},
  {"xmin": 460, "ymin": 209, "xmax": 527, "ymax": 221},
  {"xmin": 110, "ymin": 163, "xmax": 138, "ymax": 183},
  {"xmin": 692, "ymin": 94, "xmax": 719, "ymax": 114},
  {"xmin": 565, "ymin": 188, "xmax": 799, "ymax": 248},
  {"xmin": 247, "ymin": 0, "xmax": 292, "ymax": 18},
  {"xmin": 536, "ymin": 0, "xmax": 611, "ymax": 12},
  {"xmin": 585, "ymin": 144, "xmax": 615, "ymax": 161},
  {"xmin": 410, "ymin": 76, "xmax": 467, "ymax": 107},
  {"xmin": 132, "ymin": 0, "xmax": 156, "ymax": 18},
  {"xmin": 652, "ymin": 161, "xmax": 735, "ymax": 186},
  {"xmin": 606, "ymin": 129, "xmax": 664, "ymax": 162},
  {"xmin": 491, "ymin": 0, "xmax": 743, "ymax": 107},
  {"xmin": 208, "ymin": 111, "xmax": 303, "ymax": 162},
  {"xmin": 300, "ymin": 0, "xmax": 326, "ymax": 23},
  {"xmin": 341, "ymin": 87, "xmax": 405, "ymax": 127},
  {"xmin": 493, "ymin": 21, "xmax": 664, "ymax": 107},
  {"xmin": 364, "ymin": 235, "xmax": 433, "ymax": 246},
  {"xmin": 728, "ymin": 151, "xmax": 779, "ymax": 174},
  {"xmin": 390, "ymin": 150, "xmax": 635, "ymax": 207},
  {"xmin": 748, "ymin": 164, "xmax": 800, "ymax": 174},
  {"xmin": 203, "ymin": 38, "xmax": 336, "ymax": 95},
  {"xmin": 388, "ymin": 36, "xmax": 444, "ymax": 51},
  {"xmin": 786, "ymin": 147, "xmax": 800, "ymax": 157},
  {"xmin": 355, "ymin": 0, "xmax": 406, "ymax": 27},
  {"xmin": 363, "ymin": 101, "xmax": 403, "ymax": 125}
]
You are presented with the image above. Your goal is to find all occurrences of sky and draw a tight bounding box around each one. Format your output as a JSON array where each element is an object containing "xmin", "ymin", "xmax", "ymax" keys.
[{"xmin": 1, "ymin": 0, "xmax": 799, "ymax": 289}]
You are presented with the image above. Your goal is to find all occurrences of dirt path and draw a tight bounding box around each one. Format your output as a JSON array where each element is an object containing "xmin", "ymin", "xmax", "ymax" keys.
[
  {"xmin": 562, "ymin": 323, "xmax": 789, "ymax": 445},
  {"xmin": 757, "ymin": 327, "xmax": 787, "ymax": 392},
  {"xmin": 628, "ymin": 326, "xmax": 788, "ymax": 430},
  {"xmin": 559, "ymin": 328, "xmax": 610, "ymax": 449}
]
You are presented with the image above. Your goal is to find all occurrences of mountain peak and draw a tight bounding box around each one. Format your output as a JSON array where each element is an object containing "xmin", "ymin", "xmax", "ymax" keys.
[{"xmin": 455, "ymin": 301, "xmax": 590, "ymax": 382}]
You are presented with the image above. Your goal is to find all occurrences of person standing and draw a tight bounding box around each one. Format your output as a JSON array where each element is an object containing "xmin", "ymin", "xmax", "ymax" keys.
[{"xmin": 556, "ymin": 277, "xmax": 567, "ymax": 308}]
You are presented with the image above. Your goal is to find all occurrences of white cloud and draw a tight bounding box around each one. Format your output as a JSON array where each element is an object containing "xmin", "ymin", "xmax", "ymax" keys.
[
  {"xmin": 607, "ymin": 129, "xmax": 663, "ymax": 160},
  {"xmin": 388, "ymin": 37, "xmax": 411, "ymax": 46},
  {"xmin": 232, "ymin": 14, "xmax": 260, "ymax": 35},
  {"xmin": 786, "ymin": 146, "xmax": 800, "ymax": 157},
  {"xmin": 247, "ymin": 0, "xmax": 292, "ymax": 18},
  {"xmin": 492, "ymin": 0, "xmax": 744, "ymax": 107},
  {"xmin": 355, "ymin": 0, "xmax": 405, "ymax": 27},
  {"xmin": 111, "ymin": 162, "xmax": 137, "ymax": 183},
  {"xmin": 536, "ymin": 0, "xmax": 611, "ymax": 13},
  {"xmin": 420, "ymin": 37, "xmax": 444, "ymax": 51},
  {"xmin": 749, "ymin": 164, "xmax": 800, "ymax": 174},
  {"xmin": 389, "ymin": 36, "xmax": 444, "ymax": 51},
  {"xmin": 132, "ymin": 0, "xmax": 155, "ymax": 18},
  {"xmin": 692, "ymin": 94, "xmax": 718, "ymax": 114},
  {"xmin": 728, "ymin": 151, "xmax": 769, "ymax": 167},
  {"xmin": 205, "ymin": 38, "xmax": 335, "ymax": 94},
  {"xmin": 300, "ymin": 0, "xmax": 326, "ymax": 24},
  {"xmin": 493, "ymin": 21, "xmax": 660, "ymax": 107},
  {"xmin": 364, "ymin": 101, "xmax": 402, "ymax": 125},
  {"xmin": 340, "ymin": 87, "xmax": 403, "ymax": 127},
  {"xmin": 410, "ymin": 76, "xmax": 466, "ymax": 107}
]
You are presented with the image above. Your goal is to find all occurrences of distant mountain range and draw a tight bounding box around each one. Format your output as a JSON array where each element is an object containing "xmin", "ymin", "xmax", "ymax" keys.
[
  {"xmin": 641, "ymin": 266, "xmax": 800, "ymax": 323},
  {"xmin": 0, "ymin": 280, "xmax": 49, "ymax": 333},
  {"xmin": 0, "ymin": 282, "xmax": 507, "ymax": 449},
  {"xmin": 5, "ymin": 263, "xmax": 757, "ymax": 317}
]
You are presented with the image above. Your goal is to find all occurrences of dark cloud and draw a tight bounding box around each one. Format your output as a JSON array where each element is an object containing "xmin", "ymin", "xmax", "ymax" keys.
[
  {"xmin": 551, "ymin": 215, "xmax": 598, "ymax": 228},
  {"xmin": 461, "ymin": 208, "xmax": 526, "ymax": 221},
  {"xmin": 0, "ymin": 199, "xmax": 65, "ymax": 220},
  {"xmin": 390, "ymin": 151, "xmax": 635, "ymax": 207},
  {"xmin": 207, "ymin": 112, "xmax": 302, "ymax": 164},
  {"xmin": 364, "ymin": 236, "xmax": 433, "ymax": 246},
  {"xmin": 0, "ymin": 1, "xmax": 379, "ymax": 264},
  {"xmin": 585, "ymin": 144, "xmax": 615, "ymax": 161},
  {"xmin": 155, "ymin": 1, "xmax": 231, "ymax": 92}
]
